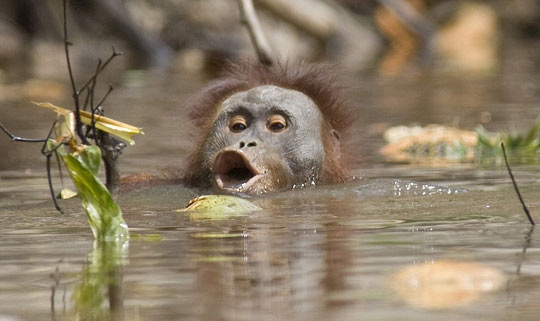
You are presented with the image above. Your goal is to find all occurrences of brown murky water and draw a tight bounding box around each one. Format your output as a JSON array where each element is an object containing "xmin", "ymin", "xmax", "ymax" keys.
[{"xmin": 2, "ymin": 46, "xmax": 540, "ymax": 320}]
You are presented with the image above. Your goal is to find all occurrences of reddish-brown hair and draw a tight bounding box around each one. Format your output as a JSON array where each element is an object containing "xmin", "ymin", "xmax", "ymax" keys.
[{"xmin": 184, "ymin": 60, "xmax": 358, "ymax": 185}]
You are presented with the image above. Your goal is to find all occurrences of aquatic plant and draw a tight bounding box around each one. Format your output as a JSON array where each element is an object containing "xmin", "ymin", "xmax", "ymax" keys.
[
  {"xmin": 0, "ymin": 0, "xmax": 143, "ymax": 241},
  {"xmin": 476, "ymin": 116, "xmax": 540, "ymax": 164},
  {"xmin": 39, "ymin": 102, "xmax": 141, "ymax": 240},
  {"xmin": 381, "ymin": 117, "xmax": 540, "ymax": 165}
]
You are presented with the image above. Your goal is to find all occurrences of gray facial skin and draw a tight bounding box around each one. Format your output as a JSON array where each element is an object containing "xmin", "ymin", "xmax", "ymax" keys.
[{"xmin": 199, "ymin": 85, "xmax": 325, "ymax": 194}]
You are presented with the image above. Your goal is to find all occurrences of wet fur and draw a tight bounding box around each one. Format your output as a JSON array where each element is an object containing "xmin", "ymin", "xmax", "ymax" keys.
[{"xmin": 184, "ymin": 60, "xmax": 358, "ymax": 187}]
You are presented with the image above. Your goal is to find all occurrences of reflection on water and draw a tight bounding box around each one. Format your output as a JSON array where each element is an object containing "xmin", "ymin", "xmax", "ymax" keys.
[{"xmin": 69, "ymin": 240, "xmax": 128, "ymax": 321}]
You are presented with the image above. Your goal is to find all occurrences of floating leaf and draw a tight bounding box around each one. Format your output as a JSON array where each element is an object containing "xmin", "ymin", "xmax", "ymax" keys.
[
  {"xmin": 177, "ymin": 195, "xmax": 261, "ymax": 220},
  {"xmin": 192, "ymin": 232, "xmax": 247, "ymax": 239},
  {"xmin": 196, "ymin": 256, "xmax": 244, "ymax": 263},
  {"xmin": 130, "ymin": 234, "xmax": 163, "ymax": 242},
  {"xmin": 33, "ymin": 101, "xmax": 143, "ymax": 145}
]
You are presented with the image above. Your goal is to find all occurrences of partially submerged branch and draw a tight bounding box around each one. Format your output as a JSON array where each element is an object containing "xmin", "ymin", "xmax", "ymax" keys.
[
  {"xmin": 63, "ymin": 0, "xmax": 124, "ymax": 194},
  {"xmin": 97, "ymin": 132, "xmax": 125, "ymax": 197},
  {"xmin": 1, "ymin": 0, "xmax": 138, "ymax": 241},
  {"xmin": 516, "ymin": 226, "xmax": 535, "ymax": 275},
  {"xmin": 501, "ymin": 142, "xmax": 535, "ymax": 226},
  {"xmin": 237, "ymin": 0, "xmax": 274, "ymax": 66}
]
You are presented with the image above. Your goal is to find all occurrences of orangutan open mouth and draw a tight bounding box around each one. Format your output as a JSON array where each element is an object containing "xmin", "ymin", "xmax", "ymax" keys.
[{"xmin": 213, "ymin": 150, "xmax": 262, "ymax": 191}]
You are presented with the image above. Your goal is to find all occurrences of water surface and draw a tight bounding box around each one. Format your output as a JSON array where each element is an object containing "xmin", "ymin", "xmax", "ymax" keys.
[{"xmin": 2, "ymin": 54, "xmax": 540, "ymax": 320}]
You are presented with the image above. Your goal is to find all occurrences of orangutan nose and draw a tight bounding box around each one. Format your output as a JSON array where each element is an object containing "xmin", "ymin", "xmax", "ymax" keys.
[{"xmin": 238, "ymin": 141, "xmax": 258, "ymax": 149}]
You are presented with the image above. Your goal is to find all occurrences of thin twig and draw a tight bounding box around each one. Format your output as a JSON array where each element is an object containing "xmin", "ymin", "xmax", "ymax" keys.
[
  {"xmin": 40, "ymin": 120, "xmax": 64, "ymax": 214},
  {"xmin": 0, "ymin": 120, "xmax": 64, "ymax": 213},
  {"xmin": 78, "ymin": 48, "xmax": 121, "ymax": 94},
  {"xmin": 89, "ymin": 59, "xmax": 102, "ymax": 111},
  {"xmin": 87, "ymin": 59, "xmax": 101, "ymax": 143},
  {"xmin": 46, "ymin": 154, "xmax": 63, "ymax": 214},
  {"xmin": 53, "ymin": 152, "xmax": 65, "ymax": 190},
  {"xmin": 82, "ymin": 88, "xmax": 91, "ymax": 112},
  {"xmin": 237, "ymin": 0, "xmax": 274, "ymax": 66},
  {"xmin": 63, "ymin": 0, "xmax": 88, "ymax": 145},
  {"xmin": 0, "ymin": 123, "xmax": 48, "ymax": 143},
  {"xmin": 501, "ymin": 142, "xmax": 535, "ymax": 225},
  {"xmin": 40, "ymin": 120, "xmax": 59, "ymax": 156},
  {"xmin": 95, "ymin": 86, "xmax": 114, "ymax": 111}
]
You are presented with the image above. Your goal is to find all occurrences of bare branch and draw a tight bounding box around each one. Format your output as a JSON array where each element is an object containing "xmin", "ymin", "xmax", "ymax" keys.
[
  {"xmin": 254, "ymin": 0, "xmax": 336, "ymax": 40},
  {"xmin": 237, "ymin": 0, "xmax": 274, "ymax": 66},
  {"xmin": 0, "ymin": 123, "xmax": 48, "ymax": 143},
  {"xmin": 501, "ymin": 142, "xmax": 535, "ymax": 225},
  {"xmin": 40, "ymin": 120, "xmax": 65, "ymax": 214},
  {"xmin": 0, "ymin": 118, "xmax": 66, "ymax": 215},
  {"xmin": 83, "ymin": 59, "xmax": 101, "ymax": 112},
  {"xmin": 46, "ymin": 154, "xmax": 64, "ymax": 214},
  {"xmin": 378, "ymin": 0, "xmax": 435, "ymax": 59},
  {"xmin": 83, "ymin": 59, "xmax": 102, "ymax": 142},
  {"xmin": 78, "ymin": 48, "xmax": 122, "ymax": 95},
  {"xmin": 63, "ymin": 0, "xmax": 88, "ymax": 145},
  {"xmin": 378, "ymin": 0, "xmax": 435, "ymax": 40},
  {"xmin": 53, "ymin": 151, "xmax": 65, "ymax": 188},
  {"xmin": 95, "ymin": 86, "xmax": 114, "ymax": 111}
]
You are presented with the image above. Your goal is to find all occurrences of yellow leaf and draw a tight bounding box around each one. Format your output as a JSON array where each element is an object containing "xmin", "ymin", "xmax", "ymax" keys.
[
  {"xmin": 57, "ymin": 188, "xmax": 78, "ymax": 199},
  {"xmin": 32, "ymin": 101, "xmax": 144, "ymax": 145},
  {"xmin": 32, "ymin": 101, "xmax": 71, "ymax": 115}
]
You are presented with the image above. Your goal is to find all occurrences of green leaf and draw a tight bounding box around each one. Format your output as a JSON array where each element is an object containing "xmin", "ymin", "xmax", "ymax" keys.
[
  {"xmin": 523, "ymin": 116, "xmax": 540, "ymax": 145},
  {"xmin": 61, "ymin": 146, "xmax": 128, "ymax": 241},
  {"xmin": 46, "ymin": 138, "xmax": 60, "ymax": 152},
  {"xmin": 79, "ymin": 145, "xmax": 101, "ymax": 176},
  {"xmin": 475, "ymin": 126, "xmax": 494, "ymax": 148},
  {"xmin": 177, "ymin": 195, "xmax": 261, "ymax": 221},
  {"xmin": 475, "ymin": 119, "xmax": 540, "ymax": 164}
]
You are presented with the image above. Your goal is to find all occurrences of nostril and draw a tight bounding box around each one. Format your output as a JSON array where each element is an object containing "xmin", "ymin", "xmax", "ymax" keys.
[
  {"xmin": 247, "ymin": 141, "xmax": 257, "ymax": 147},
  {"xmin": 239, "ymin": 142, "xmax": 245, "ymax": 148}
]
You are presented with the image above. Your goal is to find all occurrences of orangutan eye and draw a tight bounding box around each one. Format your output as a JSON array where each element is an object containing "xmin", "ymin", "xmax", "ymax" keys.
[
  {"xmin": 267, "ymin": 114, "xmax": 287, "ymax": 133},
  {"xmin": 230, "ymin": 115, "xmax": 248, "ymax": 132}
]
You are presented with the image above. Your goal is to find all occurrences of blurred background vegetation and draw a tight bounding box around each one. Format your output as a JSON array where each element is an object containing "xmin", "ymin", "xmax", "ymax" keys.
[
  {"xmin": 2, "ymin": 0, "xmax": 540, "ymax": 170},
  {"xmin": 0, "ymin": 0, "xmax": 539, "ymax": 80}
]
